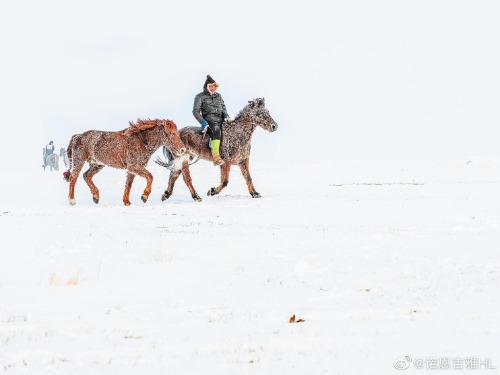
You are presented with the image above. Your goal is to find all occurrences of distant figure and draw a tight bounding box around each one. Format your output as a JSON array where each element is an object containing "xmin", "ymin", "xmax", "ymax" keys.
[
  {"xmin": 45, "ymin": 141, "xmax": 55, "ymax": 156},
  {"xmin": 43, "ymin": 141, "xmax": 59, "ymax": 171},
  {"xmin": 59, "ymin": 147, "xmax": 68, "ymax": 168}
]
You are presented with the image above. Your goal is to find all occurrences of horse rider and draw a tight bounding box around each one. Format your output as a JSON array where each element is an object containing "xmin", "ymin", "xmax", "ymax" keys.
[
  {"xmin": 45, "ymin": 141, "xmax": 55, "ymax": 156},
  {"xmin": 192, "ymin": 74, "xmax": 233, "ymax": 166}
]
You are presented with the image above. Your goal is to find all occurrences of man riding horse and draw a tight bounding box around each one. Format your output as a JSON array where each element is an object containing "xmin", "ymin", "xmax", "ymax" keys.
[
  {"xmin": 43, "ymin": 141, "xmax": 59, "ymax": 171},
  {"xmin": 192, "ymin": 75, "xmax": 233, "ymax": 166}
]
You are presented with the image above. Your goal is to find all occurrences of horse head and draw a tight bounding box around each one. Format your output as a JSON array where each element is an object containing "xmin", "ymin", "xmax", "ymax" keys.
[
  {"xmin": 245, "ymin": 98, "xmax": 278, "ymax": 132},
  {"xmin": 161, "ymin": 120, "xmax": 186, "ymax": 157}
]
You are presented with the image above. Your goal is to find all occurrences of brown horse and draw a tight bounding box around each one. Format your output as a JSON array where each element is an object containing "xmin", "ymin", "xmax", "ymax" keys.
[
  {"xmin": 63, "ymin": 119, "xmax": 186, "ymax": 206},
  {"xmin": 156, "ymin": 98, "xmax": 278, "ymax": 200}
]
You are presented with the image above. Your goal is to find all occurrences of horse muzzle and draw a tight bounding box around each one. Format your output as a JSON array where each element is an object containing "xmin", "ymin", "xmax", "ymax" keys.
[{"xmin": 270, "ymin": 123, "xmax": 278, "ymax": 132}]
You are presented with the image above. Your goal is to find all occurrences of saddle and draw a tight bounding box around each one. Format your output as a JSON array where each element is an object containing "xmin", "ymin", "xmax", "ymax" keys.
[{"xmin": 200, "ymin": 130, "xmax": 223, "ymax": 151}]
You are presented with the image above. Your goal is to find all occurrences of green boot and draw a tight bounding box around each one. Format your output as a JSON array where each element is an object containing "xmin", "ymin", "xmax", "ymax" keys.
[{"xmin": 211, "ymin": 139, "xmax": 224, "ymax": 166}]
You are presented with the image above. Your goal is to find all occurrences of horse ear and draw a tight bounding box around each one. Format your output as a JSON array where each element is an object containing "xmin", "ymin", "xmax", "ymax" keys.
[
  {"xmin": 248, "ymin": 100, "xmax": 255, "ymax": 108},
  {"xmin": 256, "ymin": 98, "xmax": 265, "ymax": 107}
]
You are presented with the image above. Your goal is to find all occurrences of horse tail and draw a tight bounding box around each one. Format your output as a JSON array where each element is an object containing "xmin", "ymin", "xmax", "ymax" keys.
[
  {"xmin": 155, "ymin": 146, "xmax": 200, "ymax": 170},
  {"xmin": 154, "ymin": 146, "xmax": 175, "ymax": 170},
  {"xmin": 63, "ymin": 135, "xmax": 77, "ymax": 182}
]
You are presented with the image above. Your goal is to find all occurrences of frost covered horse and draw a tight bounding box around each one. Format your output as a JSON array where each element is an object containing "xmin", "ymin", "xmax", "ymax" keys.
[
  {"xmin": 156, "ymin": 98, "xmax": 278, "ymax": 200},
  {"xmin": 59, "ymin": 147, "xmax": 69, "ymax": 168},
  {"xmin": 42, "ymin": 149, "xmax": 59, "ymax": 171},
  {"xmin": 63, "ymin": 119, "xmax": 186, "ymax": 206}
]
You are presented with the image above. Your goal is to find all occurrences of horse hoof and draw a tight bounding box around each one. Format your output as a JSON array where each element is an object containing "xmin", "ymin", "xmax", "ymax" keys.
[
  {"xmin": 193, "ymin": 195, "xmax": 202, "ymax": 202},
  {"xmin": 207, "ymin": 188, "xmax": 217, "ymax": 196},
  {"xmin": 161, "ymin": 192, "xmax": 171, "ymax": 201},
  {"xmin": 141, "ymin": 195, "xmax": 148, "ymax": 203},
  {"xmin": 124, "ymin": 202, "xmax": 131, "ymax": 206},
  {"xmin": 69, "ymin": 199, "xmax": 76, "ymax": 205},
  {"xmin": 93, "ymin": 197, "xmax": 99, "ymax": 204},
  {"xmin": 251, "ymin": 192, "xmax": 261, "ymax": 198}
]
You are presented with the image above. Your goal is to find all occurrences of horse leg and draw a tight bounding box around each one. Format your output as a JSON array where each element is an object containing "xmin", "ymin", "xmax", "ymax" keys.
[
  {"xmin": 181, "ymin": 161, "xmax": 202, "ymax": 202},
  {"xmin": 123, "ymin": 172, "xmax": 135, "ymax": 206},
  {"xmin": 239, "ymin": 158, "xmax": 261, "ymax": 198},
  {"xmin": 68, "ymin": 162, "xmax": 85, "ymax": 205},
  {"xmin": 162, "ymin": 169, "xmax": 181, "ymax": 201},
  {"xmin": 129, "ymin": 166, "xmax": 153, "ymax": 204},
  {"xmin": 83, "ymin": 164, "xmax": 105, "ymax": 204},
  {"xmin": 208, "ymin": 163, "xmax": 231, "ymax": 196}
]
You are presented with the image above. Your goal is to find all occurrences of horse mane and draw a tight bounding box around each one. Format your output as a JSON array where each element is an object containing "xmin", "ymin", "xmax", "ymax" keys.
[
  {"xmin": 124, "ymin": 119, "xmax": 177, "ymax": 135},
  {"xmin": 234, "ymin": 98, "xmax": 265, "ymax": 122},
  {"xmin": 233, "ymin": 106, "xmax": 249, "ymax": 122}
]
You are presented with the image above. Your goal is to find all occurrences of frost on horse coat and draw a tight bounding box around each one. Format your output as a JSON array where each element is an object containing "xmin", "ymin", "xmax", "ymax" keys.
[
  {"xmin": 156, "ymin": 98, "xmax": 278, "ymax": 200},
  {"xmin": 64, "ymin": 119, "xmax": 186, "ymax": 206}
]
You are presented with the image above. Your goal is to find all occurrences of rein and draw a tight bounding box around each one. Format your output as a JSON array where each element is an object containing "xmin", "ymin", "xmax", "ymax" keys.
[{"xmin": 200, "ymin": 125, "xmax": 209, "ymax": 155}]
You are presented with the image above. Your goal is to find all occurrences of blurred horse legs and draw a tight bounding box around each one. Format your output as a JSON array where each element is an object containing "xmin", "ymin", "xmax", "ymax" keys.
[
  {"xmin": 162, "ymin": 169, "xmax": 181, "ymax": 201},
  {"xmin": 83, "ymin": 164, "xmax": 105, "ymax": 204},
  {"xmin": 208, "ymin": 163, "xmax": 231, "ymax": 196},
  {"xmin": 239, "ymin": 158, "xmax": 260, "ymax": 198},
  {"xmin": 182, "ymin": 161, "xmax": 202, "ymax": 201},
  {"xmin": 128, "ymin": 166, "xmax": 153, "ymax": 204},
  {"xmin": 123, "ymin": 172, "xmax": 135, "ymax": 206}
]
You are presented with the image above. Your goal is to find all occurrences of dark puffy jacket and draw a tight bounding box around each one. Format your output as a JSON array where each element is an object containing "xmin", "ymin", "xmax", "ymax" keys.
[{"xmin": 192, "ymin": 88, "xmax": 229, "ymax": 125}]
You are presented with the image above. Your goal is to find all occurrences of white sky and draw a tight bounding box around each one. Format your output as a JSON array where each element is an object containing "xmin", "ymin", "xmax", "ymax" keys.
[{"xmin": 1, "ymin": 0, "xmax": 500, "ymax": 168}]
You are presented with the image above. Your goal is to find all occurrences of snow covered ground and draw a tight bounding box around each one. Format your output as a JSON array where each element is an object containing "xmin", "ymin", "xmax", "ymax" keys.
[{"xmin": 1, "ymin": 158, "xmax": 499, "ymax": 374}]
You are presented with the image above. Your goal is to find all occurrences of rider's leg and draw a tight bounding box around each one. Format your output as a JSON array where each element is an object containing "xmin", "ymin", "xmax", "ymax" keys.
[{"xmin": 207, "ymin": 121, "xmax": 224, "ymax": 166}]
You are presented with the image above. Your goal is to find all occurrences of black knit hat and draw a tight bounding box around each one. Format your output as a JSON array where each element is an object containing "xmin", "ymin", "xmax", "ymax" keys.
[{"xmin": 204, "ymin": 74, "xmax": 217, "ymax": 90}]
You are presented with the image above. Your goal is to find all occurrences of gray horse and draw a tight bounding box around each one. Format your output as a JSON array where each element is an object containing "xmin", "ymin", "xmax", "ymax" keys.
[
  {"xmin": 59, "ymin": 147, "xmax": 69, "ymax": 168},
  {"xmin": 43, "ymin": 149, "xmax": 59, "ymax": 171}
]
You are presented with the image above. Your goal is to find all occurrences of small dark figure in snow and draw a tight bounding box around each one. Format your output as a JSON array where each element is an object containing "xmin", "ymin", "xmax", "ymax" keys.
[
  {"xmin": 192, "ymin": 74, "xmax": 233, "ymax": 166},
  {"xmin": 42, "ymin": 141, "xmax": 59, "ymax": 171}
]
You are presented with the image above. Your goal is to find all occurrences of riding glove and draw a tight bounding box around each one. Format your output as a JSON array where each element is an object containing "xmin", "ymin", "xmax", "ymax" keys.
[{"xmin": 201, "ymin": 120, "xmax": 208, "ymax": 132}]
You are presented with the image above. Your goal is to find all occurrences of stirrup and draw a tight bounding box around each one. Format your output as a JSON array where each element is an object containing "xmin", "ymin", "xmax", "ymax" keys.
[{"xmin": 212, "ymin": 155, "xmax": 225, "ymax": 166}]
